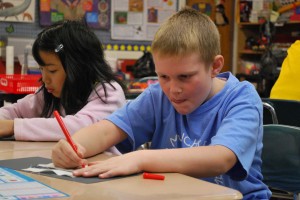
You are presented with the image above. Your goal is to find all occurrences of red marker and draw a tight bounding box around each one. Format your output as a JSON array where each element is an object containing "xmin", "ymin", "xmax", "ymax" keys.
[
  {"xmin": 54, "ymin": 110, "xmax": 85, "ymax": 168},
  {"xmin": 54, "ymin": 110, "xmax": 78, "ymax": 152},
  {"xmin": 143, "ymin": 172, "xmax": 165, "ymax": 180}
]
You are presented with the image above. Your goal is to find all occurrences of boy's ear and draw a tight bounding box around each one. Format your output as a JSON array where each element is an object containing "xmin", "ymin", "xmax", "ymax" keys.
[{"xmin": 211, "ymin": 55, "xmax": 224, "ymax": 78}]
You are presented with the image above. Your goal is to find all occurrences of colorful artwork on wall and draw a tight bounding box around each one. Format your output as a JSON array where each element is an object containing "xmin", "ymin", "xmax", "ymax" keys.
[
  {"xmin": 0, "ymin": 0, "xmax": 35, "ymax": 23},
  {"xmin": 39, "ymin": 0, "xmax": 110, "ymax": 30}
]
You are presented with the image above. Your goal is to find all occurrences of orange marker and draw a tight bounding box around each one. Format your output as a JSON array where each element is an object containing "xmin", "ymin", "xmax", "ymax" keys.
[
  {"xmin": 143, "ymin": 172, "xmax": 165, "ymax": 180},
  {"xmin": 54, "ymin": 110, "xmax": 85, "ymax": 168}
]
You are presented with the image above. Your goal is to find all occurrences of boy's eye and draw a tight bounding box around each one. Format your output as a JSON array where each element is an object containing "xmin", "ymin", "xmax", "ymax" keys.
[
  {"xmin": 179, "ymin": 75, "xmax": 191, "ymax": 79},
  {"xmin": 159, "ymin": 75, "xmax": 168, "ymax": 79},
  {"xmin": 49, "ymin": 70, "xmax": 57, "ymax": 73}
]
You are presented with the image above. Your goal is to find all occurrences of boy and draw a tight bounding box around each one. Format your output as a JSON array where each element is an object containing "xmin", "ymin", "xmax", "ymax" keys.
[{"xmin": 52, "ymin": 7, "xmax": 271, "ymax": 199}]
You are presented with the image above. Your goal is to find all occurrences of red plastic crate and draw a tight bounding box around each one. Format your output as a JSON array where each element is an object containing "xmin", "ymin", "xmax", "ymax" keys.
[{"xmin": 0, "ymin": 74, "xmax": 42, "ymax": 94}]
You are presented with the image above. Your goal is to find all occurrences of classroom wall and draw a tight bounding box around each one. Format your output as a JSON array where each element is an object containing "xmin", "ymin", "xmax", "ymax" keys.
[{"xmin": 0, "ymin": 0, "xmax": 150, "ymax": 61}]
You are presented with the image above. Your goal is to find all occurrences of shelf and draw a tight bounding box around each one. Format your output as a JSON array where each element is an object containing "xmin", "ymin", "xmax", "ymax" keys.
[
  {"xmin": 239, "ymin": 50, "xmax": 264, "ymax": 55},
  {"xmin": 239, "ymin": 22, "xmax": 261, "ymax": 26},
  {"xmin": 235, "ymin": 0, "xmax": 300, "ymax": 97},
  {"xmin": 239, "ymin": 21, "xmax": 300, "ymax": 27}
]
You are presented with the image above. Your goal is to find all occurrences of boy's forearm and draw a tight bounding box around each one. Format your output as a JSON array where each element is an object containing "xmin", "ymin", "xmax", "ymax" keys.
[
  {"xmin": 73, "ymin": 120, "xmax": 127, "ymax": 158},
  {"xmin": 139, "ymin": 145, "xmax": 237, "ymax": 178}
]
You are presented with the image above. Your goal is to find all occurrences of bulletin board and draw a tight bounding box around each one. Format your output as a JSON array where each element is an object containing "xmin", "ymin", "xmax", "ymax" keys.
[
  {"xmin": 0, "ymin": 0, "xmax": 35, "ymax": 23},
  {"xmin": 111, "ymin": 0, "xmax": 178, "ymax": 41},
  {"xmin": 39, "ymin": 0, "xmax": 111, "ymax": 30},
  {"xmin": 186, "ymin": 0, "xmax": 215, "ymax": 21}
]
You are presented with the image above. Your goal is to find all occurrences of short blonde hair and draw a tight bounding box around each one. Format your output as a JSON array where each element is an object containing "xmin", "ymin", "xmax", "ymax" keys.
[{"xmin": 151, "ymin": 6, "xmax": 220, "ymax": 66}]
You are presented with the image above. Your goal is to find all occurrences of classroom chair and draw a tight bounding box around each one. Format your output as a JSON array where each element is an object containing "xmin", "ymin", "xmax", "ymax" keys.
[
  {"xmin": 262, "ymin": 124, "xmax": 300, "ymax": 199},
  {"xmin": 261, "ymin": 98, "xmax": 300, "ymax": 127},
  {"xmin": 261, "ymin": 101, "xmax": 300, "ymax": 199}
]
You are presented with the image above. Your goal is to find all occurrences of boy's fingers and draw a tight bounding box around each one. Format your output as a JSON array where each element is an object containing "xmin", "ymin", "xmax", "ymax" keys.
[
  {"xmin": 80, "ymin": 159, "xmax": 88, "ymax": 168},
  {"xmin": 52, "ymin": 139, "xmax": 82, "ymax": 168},
  {"xmin": 76, "ymin": 144, "xmax": 86, "ymax": 159},
  {"xmin": 87, "ymin": 161, "xmax": 100, "ymax": 166}
]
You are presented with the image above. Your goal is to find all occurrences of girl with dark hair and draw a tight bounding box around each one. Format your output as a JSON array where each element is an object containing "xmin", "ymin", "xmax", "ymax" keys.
[{"xmin": 0, "ymin": 19, "xmax": 126, "ymax": 141}]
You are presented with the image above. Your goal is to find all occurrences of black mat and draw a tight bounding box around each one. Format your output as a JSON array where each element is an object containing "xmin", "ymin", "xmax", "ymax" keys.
[{"xmin": 0, "ymin": 157, "xmax": 121, "ymax": 184}]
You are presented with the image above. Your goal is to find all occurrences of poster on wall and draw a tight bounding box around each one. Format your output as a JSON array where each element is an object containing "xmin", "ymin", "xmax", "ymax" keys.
[
  {"xmin": 186, "ymin": 0, "xmax": 229, "ymax": 26},
  {"xmin": 39, "ymin": 0, "xmax": 110, "ymax": 30},
  {"xmin": 111, "ymin": 0, "xmax": 177, "ymax": 41},
  {"xmin": 186, "ymin": 0, "xmax": 215, "ymax": 21},
  {"xmin": 0, "ymin": 0, "xmax": 35, "ymax": 23}
]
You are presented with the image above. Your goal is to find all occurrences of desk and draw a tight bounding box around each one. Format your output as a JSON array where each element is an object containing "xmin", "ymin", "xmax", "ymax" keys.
[{"xmin": 0, "ymin": 141, "xmax": 243, "ymax": 200}]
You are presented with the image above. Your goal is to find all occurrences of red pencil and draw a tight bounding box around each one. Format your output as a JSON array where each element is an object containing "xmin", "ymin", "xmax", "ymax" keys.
[{"xmin": 53, "ymin": 110, "xmax": 78, "ymax": 153}]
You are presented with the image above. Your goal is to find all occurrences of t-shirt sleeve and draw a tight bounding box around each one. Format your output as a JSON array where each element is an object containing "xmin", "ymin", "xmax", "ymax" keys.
[
  {"xmin": 106, "ymin": 88, "xmax": 156, "ymax": 153},
  {"xmin": 210, "ymin": 84, "xmax": 263, "ymax": 181}
]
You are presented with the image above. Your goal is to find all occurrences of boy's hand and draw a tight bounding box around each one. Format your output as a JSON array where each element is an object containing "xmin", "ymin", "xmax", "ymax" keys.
[
  {"xmin": 52, "ymin": 139, "xmax": 87, "ymax": 169},
  {"xmin": 72, "ymin": 150, "xmax": 144, "ymax": 178}
]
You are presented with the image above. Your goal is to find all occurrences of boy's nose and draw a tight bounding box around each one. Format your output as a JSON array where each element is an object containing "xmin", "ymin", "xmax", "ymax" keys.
[
  {"xmin": 170, "ymin": 81, "xmax": 182, "ymax": 94},
  {"xmin": 171, "ymin": 87, "xmax": 183, "ymax": 94}
]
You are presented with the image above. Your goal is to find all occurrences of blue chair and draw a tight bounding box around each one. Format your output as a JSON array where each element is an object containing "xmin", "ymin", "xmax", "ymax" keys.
[
  {"xmin": 262, "ymin": 100, "xmax": 300, "ymax": 199},
  {"xmin": 262, "ymin": 124, "xmax": 300, "ymax": 199}
]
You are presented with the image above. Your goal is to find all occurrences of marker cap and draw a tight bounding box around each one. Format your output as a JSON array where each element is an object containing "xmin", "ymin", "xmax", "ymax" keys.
[{"xmin": 143, "ymin": 172, "xmax": 165, "ymax": 180}]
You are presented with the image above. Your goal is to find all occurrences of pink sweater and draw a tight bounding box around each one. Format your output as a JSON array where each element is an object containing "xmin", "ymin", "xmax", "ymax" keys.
[{"xmin": 0, "ymin": 82, "xmax": 126, "ymax": 141}]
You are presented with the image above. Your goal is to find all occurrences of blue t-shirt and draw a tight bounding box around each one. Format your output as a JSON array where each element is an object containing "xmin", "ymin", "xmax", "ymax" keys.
[{"xmin": 107, "ymin": 72, "xmax": 271, "ymax": 199}]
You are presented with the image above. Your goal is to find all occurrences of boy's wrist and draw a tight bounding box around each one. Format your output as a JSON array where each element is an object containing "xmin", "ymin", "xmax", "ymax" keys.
[{"xmin": 135, "ymin": 149, "xmax": 150, "ymax": 171}]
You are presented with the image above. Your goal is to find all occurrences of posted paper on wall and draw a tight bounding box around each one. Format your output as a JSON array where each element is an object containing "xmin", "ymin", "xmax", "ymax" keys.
[
  {"xmin": 111, "ymin": 0, "xmax": 177, "ymax": 41},
  {"xmin": 0, "ymin": 0, "xmax": 35, "ymax": 23}
]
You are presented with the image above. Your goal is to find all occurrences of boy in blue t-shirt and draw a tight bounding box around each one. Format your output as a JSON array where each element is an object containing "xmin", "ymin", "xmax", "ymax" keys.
[{"xmin": 52, "ymin": 7, "xmax": 271, "ymax": 199}]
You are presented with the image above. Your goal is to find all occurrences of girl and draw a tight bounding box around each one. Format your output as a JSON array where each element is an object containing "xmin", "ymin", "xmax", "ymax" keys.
[{"xmin": 0, "ymin": 19, "xmax": 126, "ymax": 141}]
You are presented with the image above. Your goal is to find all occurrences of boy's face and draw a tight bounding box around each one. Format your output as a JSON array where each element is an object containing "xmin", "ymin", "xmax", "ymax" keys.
[{"xmin": 154, "ymin": 53, "xmax": 214, "ymax": 115}]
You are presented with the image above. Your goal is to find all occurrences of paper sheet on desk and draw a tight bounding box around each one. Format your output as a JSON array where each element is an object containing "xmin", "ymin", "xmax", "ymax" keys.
[{"xmin": 23, "ymin": 163, "xmax": 75, "ymax": 178}]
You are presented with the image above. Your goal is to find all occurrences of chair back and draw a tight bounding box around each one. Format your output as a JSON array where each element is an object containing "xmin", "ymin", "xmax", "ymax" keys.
[
  {"xmin": 262, "ymin": 124, "xmax": 300, "ymax": 194},
  {"xmin": 262, "ymin": 98, "xmax": 300, "ymax": 127}
]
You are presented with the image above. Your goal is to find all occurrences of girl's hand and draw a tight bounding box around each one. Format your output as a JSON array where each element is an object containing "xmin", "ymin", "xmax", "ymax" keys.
[
  {"xmin": 52, "ymin": 139, "xmax": 87, "ymax": 169},
  {"xmin": 0, "ymin": 120, "xmax": 14, "ymax": 138},
  {"xmin": 73, "ymin": 150, "xmax": 145, "ymax": 178}
]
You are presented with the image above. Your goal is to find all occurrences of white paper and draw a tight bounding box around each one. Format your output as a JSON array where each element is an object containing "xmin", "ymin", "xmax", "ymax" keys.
[{"xmin": 23, "ymin": 163, "xmax": 75, "ymax": 178}]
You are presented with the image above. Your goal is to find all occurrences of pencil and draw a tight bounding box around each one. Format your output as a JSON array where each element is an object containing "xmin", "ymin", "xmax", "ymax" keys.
[{"xmin": 53, "ymin": 110, "xmax": 78, "ymax": 153}]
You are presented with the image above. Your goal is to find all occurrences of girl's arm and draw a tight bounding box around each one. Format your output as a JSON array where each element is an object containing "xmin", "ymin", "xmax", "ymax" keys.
[
  {"xmin": 2, "ymin": 82, "xmax": 126, "ymax": 141},
  {"xmin": 0, "ymin": 92, "xmax": 43, "ymax": 120},
  {"xmin": 0, "ymin": 91, "xmax": 43, "ymax": 138},
  {"xmin": 0, "ymin": 120, "xmax": 14, "ymax": 137}
]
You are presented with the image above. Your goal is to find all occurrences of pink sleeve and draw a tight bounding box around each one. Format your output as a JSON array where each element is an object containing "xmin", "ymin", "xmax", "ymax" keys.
[
  {"xmin": 13, "ymin": 82, "xmax": 126, "ymax": 141},
  {"xmin": 0, "ymin": 89, "xmax": 44, "ymax": 119}
]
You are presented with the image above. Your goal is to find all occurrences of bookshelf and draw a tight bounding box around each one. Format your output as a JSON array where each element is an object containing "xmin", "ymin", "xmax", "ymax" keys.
[{"xmin": 234, "ymin": 0, "xmax": 300, "ymax": 97}]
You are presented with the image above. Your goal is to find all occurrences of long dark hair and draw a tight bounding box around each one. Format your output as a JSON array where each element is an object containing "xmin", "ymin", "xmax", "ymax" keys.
[{"xmin": 32, "ymin": 19, "xmax": 126, "ymax": 117}]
